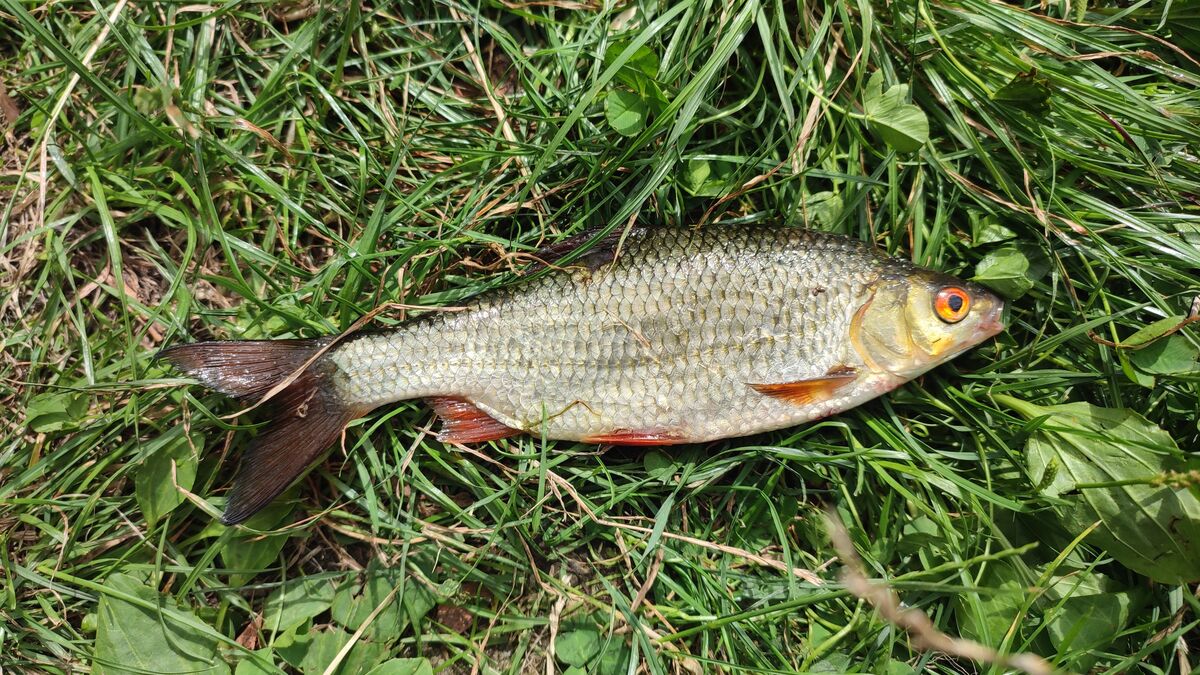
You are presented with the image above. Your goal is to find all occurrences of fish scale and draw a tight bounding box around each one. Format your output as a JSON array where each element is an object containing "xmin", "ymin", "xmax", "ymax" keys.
[{"xmin": 164, "ymin": 224, "xmax": 1004, "ymax": 523}]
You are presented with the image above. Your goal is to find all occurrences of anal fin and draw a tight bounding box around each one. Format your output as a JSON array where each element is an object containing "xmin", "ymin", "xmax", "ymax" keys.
[
  {"xmin": 429, "ymin": 397, "xmax": 521, "ymax": 444},
  {"xmin": 582, "ymin": 429, "xmax": 688, "ymax": 446},
  {"xmin": 749, "ymin": 367, "xmax": 859, "ymax": 406}
]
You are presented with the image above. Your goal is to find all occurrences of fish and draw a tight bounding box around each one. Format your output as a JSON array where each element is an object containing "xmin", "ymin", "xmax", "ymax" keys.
[{"xmin": 162, "ymin": 226, "xmax": 1005, "ymax": 524}]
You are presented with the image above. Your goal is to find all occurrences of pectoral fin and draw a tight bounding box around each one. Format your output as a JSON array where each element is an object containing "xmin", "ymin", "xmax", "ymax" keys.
[
  {"xmin": 749, "ymin": 368, "xmax": 858, "ymax": 406},
  {"xmin": 429, "ymin": 397, "xmax": 521, "ymax": 444}
]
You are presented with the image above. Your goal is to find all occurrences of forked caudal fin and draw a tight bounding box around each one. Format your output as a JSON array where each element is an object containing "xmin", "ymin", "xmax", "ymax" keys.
[{"xmin": 160, "ymin": 339, "xmax": 366, "ymax": 525}]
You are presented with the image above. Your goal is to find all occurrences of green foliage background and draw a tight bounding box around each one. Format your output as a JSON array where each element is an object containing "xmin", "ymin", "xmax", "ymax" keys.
[{"xmin": 2, "ymin": 0, "xmax": 1199, "ymax": 673}]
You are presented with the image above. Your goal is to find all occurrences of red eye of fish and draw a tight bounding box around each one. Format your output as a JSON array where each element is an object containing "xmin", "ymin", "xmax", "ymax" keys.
[{"xmin": 934, "ymin": 287, "xmax": 971, "ymax": 323}]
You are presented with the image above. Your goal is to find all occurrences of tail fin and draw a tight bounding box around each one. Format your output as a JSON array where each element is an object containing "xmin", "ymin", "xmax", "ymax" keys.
[{"xmin": 160, "ymin": 339, "xmax": 366, "ymax": 525}]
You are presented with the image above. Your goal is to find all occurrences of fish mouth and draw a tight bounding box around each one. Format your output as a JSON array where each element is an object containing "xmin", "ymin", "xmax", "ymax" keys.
[
  {"xmin": 932, "ymin": 301, "xmax": 1006, "ymax": 364},
  {"xmin": 974, "ymin": 302, "xmax": 1007, "ymax": 340}
]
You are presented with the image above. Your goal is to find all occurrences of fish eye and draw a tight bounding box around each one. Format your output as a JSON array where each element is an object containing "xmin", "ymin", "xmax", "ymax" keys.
[{"xmin": 934, "ymin": 287, "xmax": 971, "ymax": 323}]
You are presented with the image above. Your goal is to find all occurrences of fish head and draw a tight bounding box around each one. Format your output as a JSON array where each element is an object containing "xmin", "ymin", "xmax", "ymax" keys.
[{"xmin": 851, "ymin": 269, "xmax": 1005, "ymax": 379}]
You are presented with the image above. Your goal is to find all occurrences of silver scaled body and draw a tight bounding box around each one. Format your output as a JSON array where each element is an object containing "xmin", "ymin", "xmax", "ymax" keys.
[{"xmin": 327, "ymin": 227, "xmax": 907, "ymax": 442}]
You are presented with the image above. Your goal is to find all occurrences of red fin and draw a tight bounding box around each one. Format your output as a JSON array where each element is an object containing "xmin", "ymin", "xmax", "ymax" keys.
[
  {"xmin": 429, "ymin": 397, "xmax": 521, "ymax": 444},
  {"xmin": 749, "ymin": 369, "xmax": 858, "ymax": 406},
  {"xmin": 582, "ymin": 429, "xmax": 688, "ymax": 446},
  {"xmin": 161, "ymin": 338, "xmax": 367, "ymax": 524}
]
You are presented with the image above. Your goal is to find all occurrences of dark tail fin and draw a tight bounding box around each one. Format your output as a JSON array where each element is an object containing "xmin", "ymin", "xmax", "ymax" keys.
[{"xmin": 160, "ymin": 339, "xmax": 365, "ymax": 525}]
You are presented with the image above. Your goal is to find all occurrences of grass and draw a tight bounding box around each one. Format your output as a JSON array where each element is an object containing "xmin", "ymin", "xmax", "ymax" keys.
[{"xmin": 2, "ymin": 0, "xmax": 1199, "ymax": 673}]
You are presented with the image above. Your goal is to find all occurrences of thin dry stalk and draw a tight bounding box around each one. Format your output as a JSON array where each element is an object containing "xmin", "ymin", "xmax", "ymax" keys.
[{"xmin": 825, "ymin": 512, "xmax": 1058, "ymax": 675}]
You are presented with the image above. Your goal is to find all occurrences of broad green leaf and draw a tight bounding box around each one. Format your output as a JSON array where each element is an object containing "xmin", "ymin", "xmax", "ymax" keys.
[
  {"xmin": 25, "ymin": 391, "xmax": 89, "ymax": 433},
  {"xmin": 969, "ymin": 214, "xmax": 1017, "ymax": 246},
  {"xmin": 220, "ymin": 529, "xmax": 289, "ymax": 580},
  {"xmin": 992, "ymin": 69, "xmax": 1052, "ymax": 112},
  {"xmin": 298, "ymin": 628, "xmax": 385, "ymax": 675},
  {"xmin": 1119, "ymin": 351, "xmax": 1157, "ymax": 389},
  {"xmin": 263, "ymin": 576, "xmax": 338, "ymax": 634},
  {"xmin": 862, "ymin": 71, "xmax": 929, "ymax": 153},
  {"xmin": 365, "ymin": 659, "xmax": 433, "ymax": 675},
  {"xmin": 603, "ymin": 42, "xmax": 660, "ymax": 80},
  {"xmin": 593, "ymin": 641, "xmax": 631, "ymax": 675},
  {"xmin": 643, "ymin": 450, "xmax": 676, "ymax": 481},
  {"xmin": 605, "ymin": 88, "xmax": 646, "ymax": 137},
  {"xmin": 1120, "ymin": 315, "xmax": 1196, "ymax": 382},
  {"xmin": 1039, "ymin": 571, "xmax": 1141, "ymax": 670},
  {"xmin": 1124, "ymin": 316, "xmax": 1199, "ymax": 375},
  {"xmin": 953, "ymin": 560, "xmax": 1025, "ymax": 646},
  {"xmin": 883, "ymin": 661, "xmax": 917, "ymax": 675},
  {"xmin": 275, "ymin": 628, "xmax": 312, "ymax": 669},
  {"xmin": 555, "ymin": 628, "xmax": 601, "ymax": 667},
  {"xmin": 972, "ymin": 243, "xmax": 1049, "ymax": 299},
  {"xmin": 893, "ymin": 514, "xmax": 944, "ymax": 555},
  {"xmin": 806, "ymin": 190, "xmax": 844, "ymax": 228},
  {"xmin": 331, "ymin": 563, "xmax": 436, "ymax": 640},
  {"xmin": 220, "ymin": 499, "xmax": 294, "ymax": 584},
  {"xmin": 135, "ymin": 432, "xmax": 201, "ymax": 526},
  {"xmin": 94, "ymin": 573, "xmax": 230, "ymax": 675},
  {"xmin": 601, "ymin": 42, "xmax": 668, "ymax": 116},
  {"xmin": 234, "ymin": 649, "xmax": 282, "ymax": 675},
  {"xmin": 680, "ymin": 158, "xmax": 735, "ymax": 197},
  {"xmin": 1124, "ymin": 315, "xmax": 1188, "ymax": 347},
  {"xmin": 999, "ymin": 396, "xmax": 1200, "ymax": 583},
  {"xmin": 1129, "ymin": 335, "xmax": 1199, "ymax": 375},
  {"xmin": 811, "ymin": 653, "xmax": 853, "ymax": 672}
]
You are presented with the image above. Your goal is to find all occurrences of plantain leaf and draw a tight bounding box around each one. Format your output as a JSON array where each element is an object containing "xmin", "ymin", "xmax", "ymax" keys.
[
  {"xmin": 220, "ymin": 499, "xmax": 294, "ymax": 585},
  {"xmin": 297, "ymin": 628, "xmax": 385, "ymax": 675},
  {"xmin": 1039, "ymin": 570, "xmax": 1142, "ymax": 670},
  {"xmin": 972, "ymin": 243, "xmax": 1049, "ymax": 299},
  {"xmin": 992, "ymin": 69, "xmax": 1053, "ymax": 113},
  {"xmin": 862, "ymin": 71, "xmax": 929, "ymax": 153},
  {"xmin": 1124, "ymin": 315, "xmax": 1188, "ymax": 347},
  {"xmin": 593, "ymin": 641, "xmax": 632, "ymax": 675},
  {"xmin": 999, "ymin": 396, "xmax": 1200, "ymax": 583},
  {"xmin": 1130, "ymin": 335, "xmax": 1199, "ymax": 375},
  {"xmin": 1123, "ymin": 315, "xmax": 1200, "ymax": 376},
  {"xmin": 555, "ymin": 628, "xmax": 601, "ymax": 667},
  {"xmin": 953, "ymin": 559, "xmax": 1026, "ymax": 646},
  {"xmin": 681, "ymin": 158, "xmax": 736, "ymax": 197},
  {"xmin": 262, "ymin": 576, "xmax": 338, "ymax": 635},
  {"xmin": 603, "ymin": 42, "xmax": 660, "ymax": 81},
  {"xmin": 233, "ymin": 649, "xmax": 283, "ymax": 675},
  {"xmin": 365, "ymin": 659, "xmax": 433, "ymax": 675},
  {"xmin": 643, "ymin": 450, "xmax": 677, "ymax": 481},
  {"xmin": 968, "ymin": 213, "xmax": 1016, "ymax": 246},
  {"xmin": 26, "ymin": 391, "xmax": 89, "ymax": 433},
  {"xmin": 94, "ymin": 574, "xmax": 230, "ymax": 675},
  {"xmin": 330, "ymin": 563, "xmax": 435, "ymax": 640},
  {"xmin": 136, "ymin": 431, "xmax": 201, "ymax": 526},
  {"xmin": 605, "ymin": 88, "xmax": 647, "ymax": 137}
]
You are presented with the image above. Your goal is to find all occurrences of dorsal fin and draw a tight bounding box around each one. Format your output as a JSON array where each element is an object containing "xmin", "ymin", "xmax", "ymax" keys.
[{"xmin": 526, "ymin": 226, "xmax": 629, "ymax": 272}]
